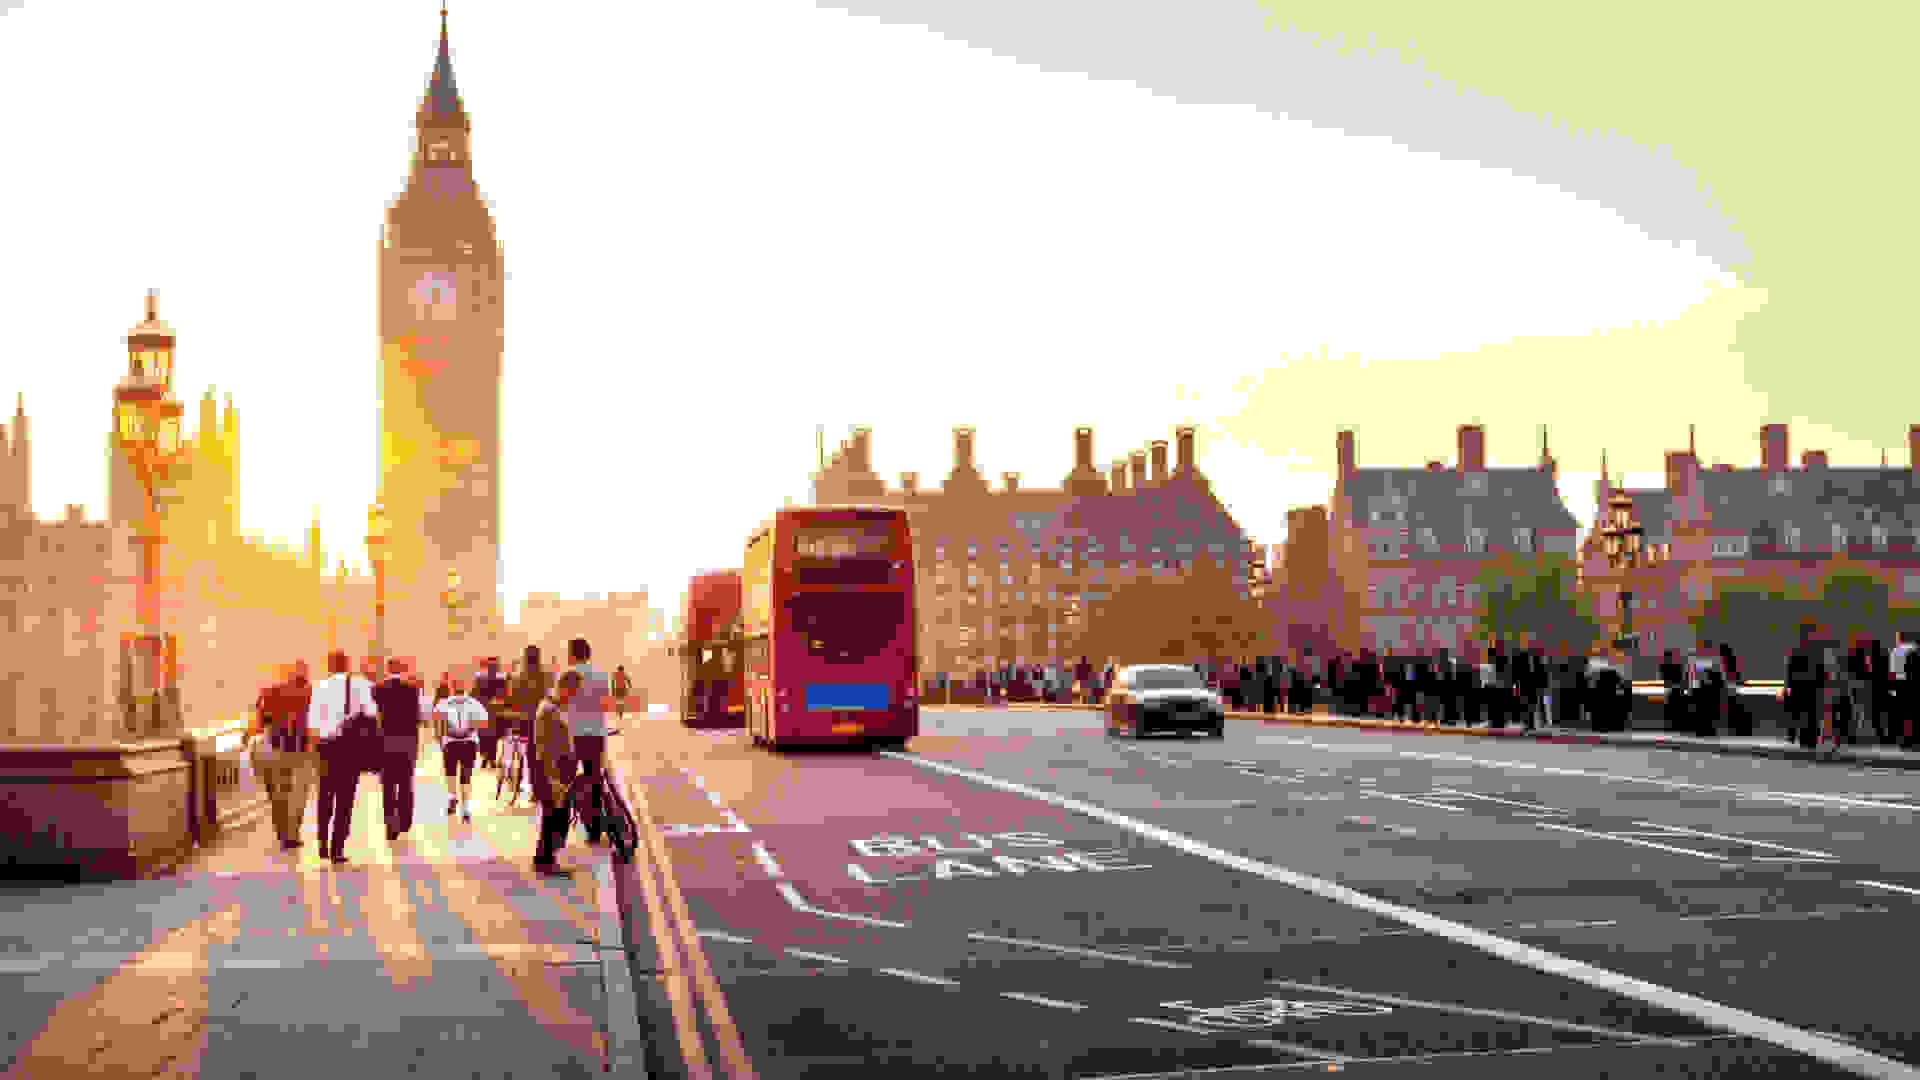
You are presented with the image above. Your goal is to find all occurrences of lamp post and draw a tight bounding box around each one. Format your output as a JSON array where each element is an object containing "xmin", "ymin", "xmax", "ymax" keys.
[
  {"xmin": 366, "ymin": 502, "xmax": 390, "ymax": 666},
  {"xmin": 442, "ymin": 566, "xmax": 467, "ymax": 649},
  {"xmin": 114, "ymin": 290, "xmax": 188, "ymax": 739},
  {"xmin": 1599, "ymin": 489, "xmax": 1652, "ymax": 657}
]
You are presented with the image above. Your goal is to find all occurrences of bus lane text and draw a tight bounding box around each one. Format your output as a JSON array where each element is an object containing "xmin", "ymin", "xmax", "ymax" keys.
[{"xmin": 845, "ymin": 831, "xmax": 1153, "ymax": 886}]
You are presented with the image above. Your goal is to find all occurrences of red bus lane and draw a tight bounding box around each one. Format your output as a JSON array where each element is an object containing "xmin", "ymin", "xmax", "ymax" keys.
[{"xmin": 611, "ymin": 738, "xmax": 1844, "ymax": 1078}]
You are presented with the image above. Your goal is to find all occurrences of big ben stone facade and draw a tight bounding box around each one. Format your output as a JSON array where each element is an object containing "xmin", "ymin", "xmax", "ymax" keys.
[{"xmin": 378, "ymin": 9, "xmax": 504, "ymax": 663}]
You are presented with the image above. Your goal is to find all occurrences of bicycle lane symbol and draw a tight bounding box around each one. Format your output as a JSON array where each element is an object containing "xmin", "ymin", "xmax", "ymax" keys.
[{"xmin": 1157, "ymin": 997, "xmax": 1395, "ymax": 1030}]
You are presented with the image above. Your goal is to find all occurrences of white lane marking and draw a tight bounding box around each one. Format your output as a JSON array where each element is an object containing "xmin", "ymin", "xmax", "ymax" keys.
[
  {"xmin": 1367, "ymin": 791, "xmax": 1467, "ymax": 812},
  {"xmin": 1000, "ymin": 991, "xmax": 1089, "ymax": 1012},
  {"xmin": 662, "ymin": 823, "xmax": 751, "ymax": 836},
  {"xmin": 878, "ymin": 966, "xmax": 960, "ymax": 987},
  {"xmin": 1858, "ymin": 880, "xmax": 1920, "ymax": 899},
  {"xmin": 1241, "ymin": 1038, "xmax": 1351, "ymax": 1061},
  {"xmin": 678, "ymin": 766, "xmax": 753, "ymax": 833},
  {"xmin": 1129, "ymin": 1016, "xmax": 1216, "ymax": 1035},
  {"xmin": 1615, "ymin": 820, "xmax": 1838, "ymax": 859},
  {"xmin": 696, "ymin": 929, "xmax": 755, "ymax": 945},
  {"xmin": 1535, "ymin": 822, "xmax": 1729, "ymax": 861},
  {"xmin": 1428, "ymin": 788, "xmax": 1568, "ymax": 816},
  {"xmin": 784, "ymin": 948, "xmax": 849, "ymax": 965},
  {"xmin": 965, "ymin": 931, "xmax": 1193, "ymax": 970},
  {"xmin": 1262, "ymin": 978, "xmax": 1690, "ymax": 1046},
  {"xmin": 750, "ymin": 841, "xmax": 786, "ymax": 880},
  {"xmin": 1080, "ymin": 1036, "xmax": 1735, "ymax": 1078},
  {"xmin": 889, "ymin": 750, "xmax": 1920, "ymax": 1080},
  {"xmin": 775, "ymin": 881, "xmax": 910, "ymax": 928},
  {"xmin": 1260, "ymin": 735, "xmax": 1920, "ymax": 812}
]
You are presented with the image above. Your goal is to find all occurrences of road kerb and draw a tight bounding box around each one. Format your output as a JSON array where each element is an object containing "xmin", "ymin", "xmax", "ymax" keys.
[{"xmin": 594, "ymin": 856, "xmax": 651, "ymax": 1076}]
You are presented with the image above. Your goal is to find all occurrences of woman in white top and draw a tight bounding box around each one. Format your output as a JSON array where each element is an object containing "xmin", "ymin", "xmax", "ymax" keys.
[{"xmin": 437, "ymin": 675, "xmax": 488, "ymax": 823}]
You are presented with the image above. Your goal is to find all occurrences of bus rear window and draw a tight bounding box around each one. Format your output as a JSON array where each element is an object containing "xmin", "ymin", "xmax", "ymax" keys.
[{"xmin": 785, "ymin": 591, "xmax": 908, "ymax": 665}]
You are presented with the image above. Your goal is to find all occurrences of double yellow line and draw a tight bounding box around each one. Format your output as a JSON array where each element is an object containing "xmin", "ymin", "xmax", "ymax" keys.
[{"xmin": 624, "ymin": 773, "xmax": 757, "ymax": 1079}]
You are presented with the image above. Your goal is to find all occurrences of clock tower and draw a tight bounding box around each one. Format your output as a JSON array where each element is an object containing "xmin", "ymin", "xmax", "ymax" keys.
[{"xmin": 378, "ymin": 7, "xmax": 504, "ymax": 664}]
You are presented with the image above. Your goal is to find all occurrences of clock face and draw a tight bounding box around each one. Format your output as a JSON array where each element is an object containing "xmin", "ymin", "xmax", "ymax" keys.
[{"xmin": 411, "ymin": 271, "xmax": 459, "ymax": 323}]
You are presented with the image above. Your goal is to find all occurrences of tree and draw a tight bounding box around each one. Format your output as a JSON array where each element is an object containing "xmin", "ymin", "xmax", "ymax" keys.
[
  {"xmin": 1471, "ymin": 552, "xmax": 1601, "ymax": 654},
  {"xmin": 1078, "ymin": 562, "xmax": 1273, "ymax": 665},
  {"xmin": 1691, "ymin": 579, "xmax": 1808, "ymax": 678},
  {"xmin": 1815, "ymin": 565, "xmax": 1892, "ymax": 642}
]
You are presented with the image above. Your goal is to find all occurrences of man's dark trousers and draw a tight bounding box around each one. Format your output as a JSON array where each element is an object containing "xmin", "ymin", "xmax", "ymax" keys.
[
  {"xmin": 314, "ymin": 740, "xmax": 361, "ymax": 857},
  {"xmin": 373, "ymin": 677, "xmax": 422, "ymax": 838},
  {"xmin": 380, "ymin": 741, "xmax": 417, "ymax": 837},
  {"xmin": 531, "ymin": 753, "xmax": 574, "ymax": 866}
]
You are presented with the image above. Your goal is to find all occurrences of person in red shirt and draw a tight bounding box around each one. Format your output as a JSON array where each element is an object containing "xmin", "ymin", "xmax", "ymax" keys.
[{"xmin": 248, "ymin": 659, "xmax": 315, "ymax": 851}]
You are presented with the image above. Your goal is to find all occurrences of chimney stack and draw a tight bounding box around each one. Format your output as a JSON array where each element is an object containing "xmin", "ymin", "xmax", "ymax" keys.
[
  {"xmin": 1129, "ymin": 450, "xmax": 1148, "ymax": 491},
  {"xmin": 1802, "ymin": 450, "xmax": 1828, "ymax": 468},
  {"xmin": 851, "ymin": 427, "xmax": 872, "ymax": 473},
  {"xmin": 1110, "ymin": 460, "xmax": 1127, "ymax": 492},
  {"xmin": 1665, "ymin": 450, "xmax": 1695, "ymax": 496},
  {"xmin": 953, "ymin": 427, "xmax": 974, "ymax": 471},
  {"xmin": 1761, "ymin": 423, "xmax": 1788, "ymax": 470},
  {"xmin": 1150, "ymin": 440, "xmax": 1169, "ymax": 485},
  {"xmin": 1336, "ymin": 430, "xmax": 1355, "ymax": 475},
  {"xmin": 1175, "ymin": 426, "xmax": 1196, "ymax": 474},
  {"xmin": 1074, "ymin": 426, "xmax": 1093, "ymax": 470},
  {"xmin": 900, "ymin": 472, "xmax": 918, "ymax": 494},
  {"xmin": 1457, "ymin": 424, "xmax": 1485, "ymax": 472},
  {"xmin": 1909, "ymin": 425, "xmax": 1919, "ymax": 470},
  {"xmin": 1003, "ymin": 472, "xmax": 1019, "ymax": 493}
]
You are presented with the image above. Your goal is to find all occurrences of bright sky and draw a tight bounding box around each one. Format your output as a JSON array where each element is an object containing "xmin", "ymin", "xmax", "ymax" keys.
[{"xmin": 2, "ymin": 1, "xmax": 1906, "ymax": 626}]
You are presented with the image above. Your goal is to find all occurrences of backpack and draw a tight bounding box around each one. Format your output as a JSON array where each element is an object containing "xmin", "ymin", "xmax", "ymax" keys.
[{"xmin": 335, "ymin": 675, "xmax": 380, "ymax": 754}]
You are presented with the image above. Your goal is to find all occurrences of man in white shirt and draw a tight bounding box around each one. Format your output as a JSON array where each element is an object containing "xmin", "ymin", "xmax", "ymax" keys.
[
  {"xmin": 437, "ymin": 675, "xmax": 487, "ymax": 824},
  {"xmin": 306, "ymin": 650, "xmax": 377, "ymax": 864}
]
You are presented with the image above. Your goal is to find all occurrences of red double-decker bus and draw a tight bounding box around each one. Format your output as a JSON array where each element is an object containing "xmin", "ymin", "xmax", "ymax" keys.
[
  {"xmin": 743, "ymin": 504, "xmax": 918, "ymax": 750},
  {"xmin": 680, "ymin": 569, "xmax": 745, "ymax": 728}
]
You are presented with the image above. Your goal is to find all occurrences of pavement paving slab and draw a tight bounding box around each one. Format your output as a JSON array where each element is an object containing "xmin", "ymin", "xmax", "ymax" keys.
[{"xmin": 0, "ymin": 746, "xmax": 624, "ymax": 1080}]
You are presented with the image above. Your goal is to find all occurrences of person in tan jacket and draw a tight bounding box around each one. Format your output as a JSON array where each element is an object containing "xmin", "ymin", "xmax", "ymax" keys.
[{"xmin": 529, "ymin": 668, "xmax": 582, "ymax": 875}]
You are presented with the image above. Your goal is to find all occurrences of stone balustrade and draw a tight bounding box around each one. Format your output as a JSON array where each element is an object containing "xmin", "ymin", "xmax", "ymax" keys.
[{"xmin": 0, "ymin": 713, "xmax": 266, "ymax": 881}]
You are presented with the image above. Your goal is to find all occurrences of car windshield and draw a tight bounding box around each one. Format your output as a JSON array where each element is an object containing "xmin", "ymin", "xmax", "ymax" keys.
[{"xmin": 1131, "ymin": 668, "xmax": 1204, "ymax": 691}]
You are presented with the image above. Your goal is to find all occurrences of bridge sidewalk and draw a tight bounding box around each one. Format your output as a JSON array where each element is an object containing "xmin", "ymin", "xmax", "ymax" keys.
[{"xmin": 0, "ymin": 742, "xmax": 648, "ymax": 1078}]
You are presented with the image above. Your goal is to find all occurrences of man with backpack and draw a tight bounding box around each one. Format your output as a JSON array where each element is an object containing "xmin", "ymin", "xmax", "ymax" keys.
[{"xmin": 306, "ymin": 650, "xmax": 380, "ymax": 865}]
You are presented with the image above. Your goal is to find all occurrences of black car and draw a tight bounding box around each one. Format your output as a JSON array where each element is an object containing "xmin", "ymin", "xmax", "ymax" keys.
[{"xmin": 1105, "ymin": 664, "xmax": 1226, "ymax": 739}]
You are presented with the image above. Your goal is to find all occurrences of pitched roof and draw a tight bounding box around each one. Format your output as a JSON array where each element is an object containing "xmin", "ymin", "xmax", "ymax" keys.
[{"xmin": 1345, "ymin": 467, "xmax": 1579, "ymax": 542}]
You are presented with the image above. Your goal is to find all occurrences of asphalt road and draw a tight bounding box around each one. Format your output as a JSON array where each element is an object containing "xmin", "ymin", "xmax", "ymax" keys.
[{"xmin": 608, "ymin": 707, "xmax": 1920, "ymax": 1079}]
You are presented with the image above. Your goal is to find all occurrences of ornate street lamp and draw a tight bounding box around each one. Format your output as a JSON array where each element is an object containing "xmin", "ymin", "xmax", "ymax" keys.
[
  {"xmin": 443, "ymin": 566, "xmax": 467, "ymax": 643},
  {"xmin": 366, "ymin": 502, "xmax": 390, "ymax": 664},
  {"xmin": 114, "ymin": 290, "xmax": 188, "ymax": 739},
  {"xmin": 1600, "ymin": 489, "xmax": 1649, "ymax": 653}
]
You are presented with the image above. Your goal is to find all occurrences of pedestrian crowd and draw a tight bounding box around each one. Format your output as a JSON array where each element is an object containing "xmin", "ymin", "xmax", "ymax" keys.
[
  {"xmin": 917, "ymin": 628, "xmax": 1919, "ymax": 750},
  {"xmin": 244, "ymin": 637, "xmax": 625, "ymax": 874}
]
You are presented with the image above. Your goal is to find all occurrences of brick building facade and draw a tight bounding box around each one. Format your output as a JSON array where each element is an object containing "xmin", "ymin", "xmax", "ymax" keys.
[
  {"xmin": 1329, "ymin": 424, "xmax": 1581, "ymax": 657},
  {"xmin": 1579, "ymin": 423, "xmax": 1920, "ymax": 678},
  {"xmin": 810, "ymin": 425, "xmax": 1256, "ymax": 675}
]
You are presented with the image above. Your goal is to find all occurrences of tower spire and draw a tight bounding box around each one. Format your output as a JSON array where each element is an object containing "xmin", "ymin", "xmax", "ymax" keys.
[
  {"xmin": 1600, "ymin": 447, "xmax": 1609, "ymax": 489},
  {"xmin": 421, "ymin": 5, "xmax": 466, "ymax": 125},
  {"xmin": 1688, "ymin": 423, "xmax": 1696, "ymax": 456}
]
